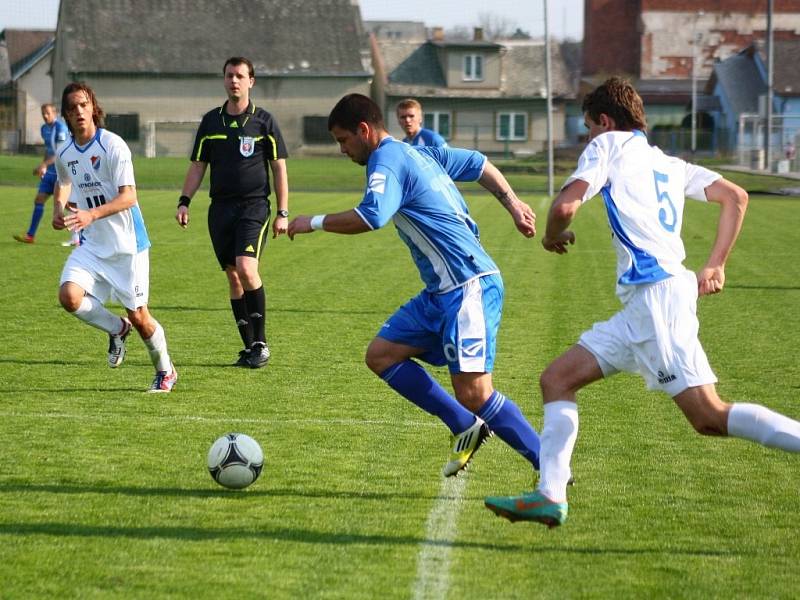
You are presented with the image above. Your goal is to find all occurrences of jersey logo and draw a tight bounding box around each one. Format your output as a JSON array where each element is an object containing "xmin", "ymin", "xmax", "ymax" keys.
[
  {"xmin": 90, "ymin": 155, "xmax": 101, "ymax": 170},
  {"xmin": 245, "ymin": 244, "xmax": 255, "ymax": 253},
  {"xmin": 368, "ymin": 172, "xmax": 386, "ymax": 194},
  {"xmin": 240, "ymin": 137, "xmax": 255, "ymax": 157}
]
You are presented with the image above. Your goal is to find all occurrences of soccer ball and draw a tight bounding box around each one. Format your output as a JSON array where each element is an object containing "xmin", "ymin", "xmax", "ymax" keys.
[{"xmin": 207, "ymin": 433, "xmax": 264, "ymax": 489}]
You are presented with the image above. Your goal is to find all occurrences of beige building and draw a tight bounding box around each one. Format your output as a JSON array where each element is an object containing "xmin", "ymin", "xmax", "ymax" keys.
[
  {"xmin": 370, "ymin": 26, "xmax": 578, "ymax": 156},
  {"xmin": 52, "ymin": 0, "xmax": 373, "ymax": 156}
]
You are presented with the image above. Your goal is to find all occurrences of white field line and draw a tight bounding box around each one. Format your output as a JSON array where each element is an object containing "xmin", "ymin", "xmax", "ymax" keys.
[
  {"xmin": 412, "ymin": 474, "xmax": 468, "ymax": 600},
  {"xmin": 0, "ymin": 412, "xmax": 440, "ymax": 428}
]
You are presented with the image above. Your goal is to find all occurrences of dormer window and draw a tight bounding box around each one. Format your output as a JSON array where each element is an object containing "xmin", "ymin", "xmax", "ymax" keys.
[{"xmin": 463, "ymin": 54, "xmax": 483, "ymax": 81}]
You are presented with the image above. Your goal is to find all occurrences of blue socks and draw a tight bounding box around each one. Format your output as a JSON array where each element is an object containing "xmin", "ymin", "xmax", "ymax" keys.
[
  {"xmin": 379, "ymin": 361, "xmax": 541, "ymax": 470},
  {"xmin": 477, "ymin": 390, "xmax": 541, "ymax": 469},
  {"xmin": 28, "ymin": 203, "xmax": 45, "ymax": 237},
  {"xmin": 380, "ymin": 360, "xmax": 475, "ymax": 435}
]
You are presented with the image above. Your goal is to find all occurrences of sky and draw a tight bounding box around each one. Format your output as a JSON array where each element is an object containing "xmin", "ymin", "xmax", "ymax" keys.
[{"xmin": 0, "ymin": 0, "xmax": 584, "ymax": 40}]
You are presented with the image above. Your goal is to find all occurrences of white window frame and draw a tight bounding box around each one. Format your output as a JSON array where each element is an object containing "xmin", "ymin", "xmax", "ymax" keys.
[
  {"xmin": 496, "ymin": 112, "xmax": 528, "ymax": 141},
  {"xmin": 462, "ymin": 54, "xmax": 484, "ymax": 81},
  {"xmin": 424, "ymin": 111, "xmax": 452, "ymax": 140}
]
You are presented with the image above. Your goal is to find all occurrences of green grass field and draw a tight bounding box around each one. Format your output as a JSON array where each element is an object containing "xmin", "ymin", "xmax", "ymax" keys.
[{"xmin": 1, "ymin": 155, "xmax": 799, "ymax": 598}]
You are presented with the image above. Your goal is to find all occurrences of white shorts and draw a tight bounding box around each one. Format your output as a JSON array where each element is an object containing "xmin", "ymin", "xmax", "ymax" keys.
[
  {"xmin": 578, "ymin": 270, "xmax": 716, "ymax": 397},
  {"xmin": 60, "ymin": 246, "xmax": 150, "ymax": 310}
]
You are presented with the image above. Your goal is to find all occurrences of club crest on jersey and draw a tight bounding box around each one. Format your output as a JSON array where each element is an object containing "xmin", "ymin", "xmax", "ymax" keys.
[
  {"xmin": 91, "ymin": 155, "xmax": 101, "ymax": 170},
  {"xmin": 460, "ymin": 338, "xmax": 485, "ymax": 358},
  {"xmin": 239, "ymin": 137, "xmax": 255, "ymax": 157}
]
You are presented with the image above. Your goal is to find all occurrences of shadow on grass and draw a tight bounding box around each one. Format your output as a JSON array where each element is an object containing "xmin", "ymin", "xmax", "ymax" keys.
[
  {"xmin": 0, "ymin": 482, "xmax": 467, "ymax": 502},
  {"xmin": 0, "ymin": 520, "xmax": 746, "ymax": 556},
  {"xmin": 154, "ymin": 305, "xmax": 388, "ymax": 316},
  {"xmin": 726, "ymin": 284, "xmax": 800, "ymax": 291}
]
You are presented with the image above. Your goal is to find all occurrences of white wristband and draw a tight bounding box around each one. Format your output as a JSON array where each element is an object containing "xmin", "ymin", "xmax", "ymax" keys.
[{"xmin": 310, "ymin": 214, "xmax": 326, "ymax": 231}]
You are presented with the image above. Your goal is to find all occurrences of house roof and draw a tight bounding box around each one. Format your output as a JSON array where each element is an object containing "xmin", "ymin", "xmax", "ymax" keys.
[
  {"xmin": 710, "ymin": 46, "xmax": 767, "ymax": 115},
  {"xmin": 378, "ymin": 39, "xmax": 576, "ymax": 100},
  {"xmin": 57, "ymin": 0, "xmax": 371, "ymax": 77},
  {"xmin": 0, "ymin": 29, "xmax": 55, "ymax": 80}
]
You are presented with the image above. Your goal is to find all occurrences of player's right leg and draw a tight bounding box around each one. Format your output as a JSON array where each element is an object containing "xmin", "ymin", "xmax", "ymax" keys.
[
  {"xmin": 484, "ymin": 344, "xmax": 602, "ymax": 526},
  {"xmin": 59, "ymin": 281, "xmax": 130, "ymax": 366}
]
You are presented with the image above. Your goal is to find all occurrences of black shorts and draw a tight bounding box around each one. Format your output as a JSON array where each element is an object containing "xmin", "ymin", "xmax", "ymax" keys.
[{"xmin": 207, "ymin": 199, "xmax": 270, "ymax": 269}]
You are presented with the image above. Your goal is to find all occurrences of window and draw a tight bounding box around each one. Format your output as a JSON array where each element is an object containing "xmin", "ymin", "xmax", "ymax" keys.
[
  {"xmin": 463, "ymin": 54, "xmax": 483, "ymax": 81},
  {"xmin": 423, "ymin": 111, "xmax": 451, "ymax": 140},
  {"xmin": 303, "ymin": 116, "xmax": 331, "ymax": 144},
  {"xmin": 496, "ymin": 112, "xmax": 527, "ymax": 141},
  {"xmin": 105, "ymin": 113, "xmax": 139, "ymax": 141}
]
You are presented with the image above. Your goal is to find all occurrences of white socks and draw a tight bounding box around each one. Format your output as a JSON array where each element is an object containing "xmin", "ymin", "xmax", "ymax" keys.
[
  {"xmin": 538, "ymin": 400, "xmax": 579, "ymax": 502},
  {"xmin": 727, "ymin": 403, "xmax": 800, "ymax": 452},
  {"xmin": 143, "ymin": 321, "xmax": 172, "ymax": 372},
  {"xmin": 73, "ymin": 295, "xmax": 123, "ymax": 334}
]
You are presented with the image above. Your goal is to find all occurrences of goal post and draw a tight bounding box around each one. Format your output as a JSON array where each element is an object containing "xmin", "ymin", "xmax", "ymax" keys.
[{"xmin": 144, "ymin": 120, "xmax": 201, "ymax": 158}]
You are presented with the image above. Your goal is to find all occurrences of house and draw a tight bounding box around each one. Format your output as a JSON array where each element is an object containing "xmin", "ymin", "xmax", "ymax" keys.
[
  {"xmin": 0, "ymin": 29, "xmax": 56, "ymax": 151},
  {"xmin": 707, "ymin": 40, "xmax": 800, "ymax": 169},
  {"xmin": 581, "ymin": 0, "xmax": 800, "ymax": 153},
  {"xmin": 51, "ymin": 0, "xmax": 372, "ymax": 156},
  {"xmin": 371, "ymin": 27, "xmax": 578, "ymax": 157}
]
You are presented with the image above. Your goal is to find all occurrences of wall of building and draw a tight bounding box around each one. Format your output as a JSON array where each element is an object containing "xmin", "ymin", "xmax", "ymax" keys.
[
  {"xmin": 63, "ymin": 75, "xmax": 370, "ymax": 156},
  {"xmin": 17, "ymin": 54, "xmax": 53, "ymax": 146},
  {"xmin": 641, "ymin": 10, "xmax": 800, "ymax": 79}
]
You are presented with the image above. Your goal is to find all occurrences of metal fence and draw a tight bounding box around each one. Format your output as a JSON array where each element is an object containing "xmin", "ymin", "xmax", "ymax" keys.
[{"xmin": 737, "ymin": 113, "xmax": 800, "ymax": 173}]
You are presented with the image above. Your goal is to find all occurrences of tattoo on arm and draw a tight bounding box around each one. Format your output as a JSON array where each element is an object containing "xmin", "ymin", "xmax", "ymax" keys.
[{"xmin": 494, "ymin": 189, "xmax": 517, "ymax": 209}]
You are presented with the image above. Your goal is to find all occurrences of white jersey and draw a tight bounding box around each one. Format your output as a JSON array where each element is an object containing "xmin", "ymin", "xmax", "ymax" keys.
[
  {"xmin": 56, "ymin": 128, "xmax": 150, "ymax": 258},
  {"xmin": 564, "ymin": 130, "xmax": 720, "ymax": 302}
]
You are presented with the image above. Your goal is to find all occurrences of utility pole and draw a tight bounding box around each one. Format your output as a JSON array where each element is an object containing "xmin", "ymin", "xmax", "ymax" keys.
[
  {"xmin": 764, "ymin": 0, "xmax": 774, "ymax": 171},
  {"xmin": 691, "ymin": 11, "xmax": 704, "ymax": 156},
  {"xmin": 544, "ymin": 0, "xmax": 554, "ymax": 197}
]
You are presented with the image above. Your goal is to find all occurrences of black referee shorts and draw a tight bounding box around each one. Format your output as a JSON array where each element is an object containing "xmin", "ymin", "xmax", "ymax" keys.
[{"xmin": 207, "ymin": 199, "xmax": 271, "ymax": 269}]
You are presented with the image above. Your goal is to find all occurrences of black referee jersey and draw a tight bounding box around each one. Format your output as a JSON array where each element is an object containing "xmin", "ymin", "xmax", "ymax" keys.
[{"xmin": 190, "ymin": 100, "xmax": 288, "ymax": 203}]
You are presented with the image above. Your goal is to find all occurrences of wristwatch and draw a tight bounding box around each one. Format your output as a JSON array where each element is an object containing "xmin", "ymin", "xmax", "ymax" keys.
[{"xmin": 276, "ymin": 209, "xmax": 289, "ymax": 218}]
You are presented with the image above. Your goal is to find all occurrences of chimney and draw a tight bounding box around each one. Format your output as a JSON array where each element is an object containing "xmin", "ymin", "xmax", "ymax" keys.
[
  {"xmin": 473, "ymin": 27, "xmax": 484, "ymax": 41},
  {"xmin": 432, "ymin": 26, "xmax": 444, "ymax": 41}
]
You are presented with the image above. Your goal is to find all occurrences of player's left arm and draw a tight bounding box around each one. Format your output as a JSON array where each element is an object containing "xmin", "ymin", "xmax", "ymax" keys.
[
  {"xmin": 269, "ymin": 158, "xmax": 289, "ymax": 238},
  {"xmin": 696, "ymin": 178, "xmax": 748, "ymax": 296},
  {"xmin": 64, "ymin": 185, "xmax": 138, "ymax": 232},
  {"xmin": 478, "ymin": 160, "xmax": 536, "ymax": 238}
]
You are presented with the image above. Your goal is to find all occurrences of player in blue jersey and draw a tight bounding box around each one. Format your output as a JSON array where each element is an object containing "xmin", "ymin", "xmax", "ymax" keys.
[
  {"xmin": 289, "ymin": 93, "xmax": 541, "ymax": 478},
  {"xmin": 485, "ymin": 77, "xmax": 800, "ymax": 528},
  {"xmin": 53, "ymin": 82, "xmax": 176, "ymax": 393},
  {"xmin": 14, "ymin": 103, "xmax": 79, "ymax": 246},
  {"xmin": 396, "ymin": 99, "xmax": 448, "ymax": 148}
]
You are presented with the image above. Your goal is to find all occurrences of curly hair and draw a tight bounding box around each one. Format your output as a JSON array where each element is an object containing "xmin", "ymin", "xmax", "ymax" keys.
[{"xmin": 582, "ymin": 77, "xmax": 647, "ymax": 132}]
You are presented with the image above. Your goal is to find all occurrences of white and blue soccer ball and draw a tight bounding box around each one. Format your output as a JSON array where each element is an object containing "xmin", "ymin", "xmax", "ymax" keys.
[{"xmin": 207, "ymin": 433, "xmax": 264, "ymax": 489}]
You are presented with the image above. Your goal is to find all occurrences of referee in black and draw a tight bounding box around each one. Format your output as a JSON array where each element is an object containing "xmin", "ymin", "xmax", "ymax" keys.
[{"xmin": 176, "ymin": 56, "xmax": 289, "ymax": 369}]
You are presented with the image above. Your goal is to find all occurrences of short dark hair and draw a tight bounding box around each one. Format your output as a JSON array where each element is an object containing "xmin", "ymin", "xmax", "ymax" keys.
[
  {"xmin": 60, "ymin": 82, "xmax": 105, "ymax": 135},
  {"xmin": 328, "ymin": 94, "xmax": 385, "ymax": 132},
  {"xmin": 582, "ymin": 77, "xmax": 647, "ymax": 132},
  {"xmin": 223, "ymin": 56, "xmax": 254, "ymax": 78}
]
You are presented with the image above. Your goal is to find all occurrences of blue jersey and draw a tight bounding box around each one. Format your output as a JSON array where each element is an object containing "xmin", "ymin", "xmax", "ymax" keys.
[
  {"xmin": 354, "ymin": 137, "xmax": 497, "ymax": 293},
  {"xmin": 403, "ymin": 128, "xmax": 448, "ymax": 148},
  {"xmin": 41, "ymin": 118, "xmax": 69, "ymax": 174}
]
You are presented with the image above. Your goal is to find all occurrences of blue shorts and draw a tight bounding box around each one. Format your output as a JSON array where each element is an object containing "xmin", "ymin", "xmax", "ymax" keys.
[
  {"xmin": 378, "ymin": 273, "xmax": 503, "ymax": 374},
  {"xmin": 38, "ymin": 169, "xmax": 57, "ymax": 195}
]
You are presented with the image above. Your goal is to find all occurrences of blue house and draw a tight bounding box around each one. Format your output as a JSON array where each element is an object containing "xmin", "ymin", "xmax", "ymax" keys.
[{"xmin": 707, "ymin": 40, "xmax": 800, "ymax": 166}]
